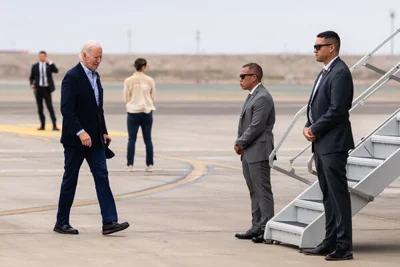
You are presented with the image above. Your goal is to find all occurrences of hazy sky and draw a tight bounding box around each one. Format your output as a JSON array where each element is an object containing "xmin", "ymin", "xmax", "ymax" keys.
[{"xmin": 1, "ymin": 0, "xmax": 399, "ymax": 54}]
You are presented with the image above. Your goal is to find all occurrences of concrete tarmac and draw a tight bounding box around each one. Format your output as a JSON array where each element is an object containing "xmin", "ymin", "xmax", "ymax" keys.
[{"xmin": 1, "ymin": 93, "xmax": 400, "ymax": 266}]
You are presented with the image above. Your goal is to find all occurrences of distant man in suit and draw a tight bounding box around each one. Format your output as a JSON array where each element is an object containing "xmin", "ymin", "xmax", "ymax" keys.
[
  {"xmin": 54, "ymin": 41, "xmax": 129, "ymax": 235},
  {"xmin": 301, "ymin": 31, "xmax": 354, "ymax": 261},
  {"xmin": 234, "ymin": 63, "xmax": 275, "ymax": 244},
  {"xmin": 29, "ymin": 51, "xmax": 59, "ymax": 131}
]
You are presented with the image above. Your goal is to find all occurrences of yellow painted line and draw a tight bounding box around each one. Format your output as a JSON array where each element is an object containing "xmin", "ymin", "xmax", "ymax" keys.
[
  {"xmin": 0, "ymin": 125, "xmax": 239, "ymax": 216},
  {"xmin": 0, "ymin": 125, "xmax": 61, "ymax": 137},
  {"xmin": 204, "ymin": 161, "xmax": 241, "ymax": 170},
  {"xmin": 0, "ymin": 153, "xmax": 208, "ymax": 216}
]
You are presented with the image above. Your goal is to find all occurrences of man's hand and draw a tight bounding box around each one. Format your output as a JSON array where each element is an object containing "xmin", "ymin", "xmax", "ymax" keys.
[
  {"xmin": 31, "ymin": 84, "xmax": 36, "ymax": 90},
  {"xmin": 234, "ymin": 144, "xmax": 243, "ymax": 155},
  {"xmin": 79, "ymin": 131, "xmax": 92, "ymax": 147},
  {"xmin": 104, "ymin": 134, "xmax": 111, "ymax": 145},
  {"xmin": 303, "ymin": 127, "xmax": 316, "ymax": 142}
]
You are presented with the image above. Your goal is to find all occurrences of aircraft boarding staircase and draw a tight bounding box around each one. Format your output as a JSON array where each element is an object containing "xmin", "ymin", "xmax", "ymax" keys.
[{"xmin": 265, "ymin": 28, "xmax": 400, "ymax": 248}]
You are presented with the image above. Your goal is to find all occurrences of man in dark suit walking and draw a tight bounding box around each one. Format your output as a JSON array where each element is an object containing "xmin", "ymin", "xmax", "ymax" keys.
[
  {"xmin": 234, "ymin": 63, "xmax": 276, "ymax": 244},
  {"xmin": 302, "ymin": 31, "xmax": 354, "ymax": 261},
  {"xmin": 54, "ymin": 41, "xmax": 129, "ymax": 235},
  {"xmin": 29, "ymin": 51, "xmax": 59, "ymax": 131}
]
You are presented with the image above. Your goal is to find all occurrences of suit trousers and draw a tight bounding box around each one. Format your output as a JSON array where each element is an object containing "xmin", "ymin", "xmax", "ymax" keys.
[
  {"xmin": 35, "ymin": 86, "xmax": 57, "ymax": 127},
  {"xmin": 242, "ymin": 158, "xmax": 274, "ymax": 233},
  {"xmin": 315, "ymin": 152, "xmax": 352, "ymax": 251},
  {"xmin": 56, "ymin": 145, "xmax": 118, "ymax": 225}
]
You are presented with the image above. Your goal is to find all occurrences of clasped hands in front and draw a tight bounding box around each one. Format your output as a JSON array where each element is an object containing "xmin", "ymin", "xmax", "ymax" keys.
[
  {"xmin": 303, "ymin": 127, "xmax": 316, "ymax": 142},
  {"xmin": 79, "ymin": 132, "xmax": 111, "ymax": 147},
  {"xmin": 234, "ymin": 144, "xmax": 243, "ymax": 155}
]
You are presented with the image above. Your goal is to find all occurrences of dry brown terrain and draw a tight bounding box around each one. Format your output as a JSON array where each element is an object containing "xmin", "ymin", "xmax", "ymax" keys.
[{"xmin": 1, "ymin": 53, "xmax": 399, "ymax": 85}]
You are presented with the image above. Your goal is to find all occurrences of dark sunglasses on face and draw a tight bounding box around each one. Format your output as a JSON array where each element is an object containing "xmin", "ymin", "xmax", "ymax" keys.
[
  {"xmin": 239, "ymin": 73, "xmax": 256, "ymax": 80},
  {"xmin": 314, "ymin": 44, "xmax": 332, "ymax": 51}
]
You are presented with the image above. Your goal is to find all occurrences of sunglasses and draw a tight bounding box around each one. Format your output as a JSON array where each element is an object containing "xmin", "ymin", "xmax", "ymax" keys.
[
  {"xmin": 239, "ymin": 73, "xmax": 256, "ymax": 80},
  {"xmin": 314, "ymin": 44, "xmax": 332, "ymax": 51}
]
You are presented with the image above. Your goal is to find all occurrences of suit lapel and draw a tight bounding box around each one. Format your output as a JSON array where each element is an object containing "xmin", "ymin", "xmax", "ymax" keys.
[
  {"xmin": 240, "ymin": 85, "xmax": 262, "ymax": 118},
  {"xmin": 309, "ymin": 57, "xmax": 341, "ymax": 105},
  {"xmin": 77, "ymin": 63, "xmax": 98, "ymax": 106},
  {"xmin": 96, "ymin": 75, "xmax": 103, "ymax": 109},
  {"xmin": 308, "ymin": 70, "xmax": 322, "ymax": 104}
]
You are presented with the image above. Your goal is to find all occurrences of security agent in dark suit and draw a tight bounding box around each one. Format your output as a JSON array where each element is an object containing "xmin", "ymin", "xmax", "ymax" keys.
[
  {"xmin": 29, "ymin": 51, "xmax": 59, "ymax": 131},
  {"xmin": 302, "ymin": 31, "xmax": 354, "ymax": 261},
  {"xmin": 234, "ymin": 63, "xmax": 276, "ymax": 244},
  {"xmin": 54, "ymin": 41, "xmax": 129, "ymax": 235}
]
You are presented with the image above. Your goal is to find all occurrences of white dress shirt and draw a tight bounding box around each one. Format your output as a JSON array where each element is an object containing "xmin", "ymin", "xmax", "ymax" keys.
[
  {"xmin": 249, "ymin": 83, "xmax": 261, "ymax": 95},
  {"xmin": 311, "ymin": 56, "xmax": 339, "ymax": 100},
  {"xmin": 39, "ymin": 62, "xmax": 48, "ymax": 87}
]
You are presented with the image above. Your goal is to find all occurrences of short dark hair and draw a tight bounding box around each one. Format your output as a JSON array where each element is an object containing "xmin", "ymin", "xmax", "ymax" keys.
[
  {"xmin": 39, "ymin": 50, "xmax": 47, "ymax": 55},
  {"xmin": 242, "ymin": 62, "xmax": 263, "ymax": 82},
  {"xmin": 134, "ymin": 58, "xmax": 147, "ymax": 71},
  {"xmin": 317, "ymin": 31, "xmax": 341, "ymax": 52}
]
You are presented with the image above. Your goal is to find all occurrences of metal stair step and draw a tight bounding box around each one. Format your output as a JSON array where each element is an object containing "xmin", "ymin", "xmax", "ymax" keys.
[
  {"xmin": 347, "ymin": 156, "xmax": 384, "ymax": 167},
  {"xmin": 294, "ymin": 199, "xmax": 324, "ymax": 212},
  {"xmin": 294, "ymin": 199, "xmax": 324, "ymax": 224},
  {"xmin": 348, "ymin": 181, "xmax": 358, "ymax": 188},
  {"xmin": 371, "ymin": 135, "xmax": 400, "ymax": 145},
  {"xmin": 268, "ymin": 221, "xmax": 306, "ymax": 235},
  {"xmin": 396, "ymin": 113, "xmax": 400, "ymax": 122}
]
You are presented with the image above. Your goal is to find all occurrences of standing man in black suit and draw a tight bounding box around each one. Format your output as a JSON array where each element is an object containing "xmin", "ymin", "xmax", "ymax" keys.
[
  {"xmin": 29, "ymin": 51, "xmax": 59, "ymax": 131},
  {"xmin": 302, "ymin": 31, "xmax": 354, "ymax": 261},
  {"xmin": 54, "ymin": 41, "xmax": 129, "ymax": 235}
]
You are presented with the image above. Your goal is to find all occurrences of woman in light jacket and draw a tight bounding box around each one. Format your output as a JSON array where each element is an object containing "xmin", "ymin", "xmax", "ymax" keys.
[{"xmin": 123, "ymin": 58, "xmax": 155, "ymax": 171}]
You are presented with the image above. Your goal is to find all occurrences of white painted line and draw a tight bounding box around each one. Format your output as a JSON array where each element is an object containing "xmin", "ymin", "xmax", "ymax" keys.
[
  {"xmin": 108, "ymin": 168, "xmax": 188, "ymax": 172},
  {"xmin": 0, "ymin": 148, "xmax": 307, "ymax": 153},
  {"xmin": 0, "ymin": 158, "xmax": 27, "ymax": 161},
  {"xmin": 0, "ymin": 149, "xmax": 63, "ymax": 153},
  {"xmin": 0, "ymin": 168, "xmax": 189, "ymax": 173}
]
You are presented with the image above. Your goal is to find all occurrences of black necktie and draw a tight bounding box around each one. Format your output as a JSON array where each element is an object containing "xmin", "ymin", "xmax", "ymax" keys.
[
  {"xmin": 309, "ymin": 69, "xmax": 326, "ymax": 124},
  {"xmin": 41, "ymin": 63, "xmax": 45, "ymax": 86}
]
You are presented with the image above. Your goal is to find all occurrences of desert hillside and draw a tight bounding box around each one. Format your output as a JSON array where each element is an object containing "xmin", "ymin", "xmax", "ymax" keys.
[{"xmin": 1, "ymin": 53, "xmax": 399, "ymax": 85}]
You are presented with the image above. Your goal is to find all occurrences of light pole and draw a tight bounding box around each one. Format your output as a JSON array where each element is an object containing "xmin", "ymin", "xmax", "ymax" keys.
[
  {"xmin": 196, "ymin": 30, "xmax": 200, "ymax": 54},
  {"xmin": 390, "ymin": 10, "xmax": 396, "ymax": 56}
]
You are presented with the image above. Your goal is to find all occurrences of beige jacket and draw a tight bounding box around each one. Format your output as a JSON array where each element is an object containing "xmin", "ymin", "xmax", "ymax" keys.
[{"xmin": 123, "ymin": 72, "xmax": 156, "ymax": 114}]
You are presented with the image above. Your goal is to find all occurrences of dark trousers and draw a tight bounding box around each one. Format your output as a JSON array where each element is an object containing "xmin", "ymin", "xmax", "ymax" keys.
[
  {"xmin": 242, "ymin": 159, "xmax": 274, "ymax": 233},
  {"xmin": 56, "ymin": 145, "xmax": 118, "ymax": 225},
  {"xmin": 127, "ymin": 112, "xmax": 154, "ymax": 166},
  {"xmin": 35, "ymin": 86, "xmax": 56, "ymax": 127},
  {"xmin": 315, "ymin": 152, "xmax": 352, "ymax": 251}
]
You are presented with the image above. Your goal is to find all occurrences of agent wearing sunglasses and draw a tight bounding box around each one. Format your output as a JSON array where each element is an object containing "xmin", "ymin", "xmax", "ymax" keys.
[
  {"xmin": 234, "ymin": 63, "xmax": 276, "ymax": 244},
  {"xmin": 302, "ymin": 31, "xmax": 354, "ymax": 261}
]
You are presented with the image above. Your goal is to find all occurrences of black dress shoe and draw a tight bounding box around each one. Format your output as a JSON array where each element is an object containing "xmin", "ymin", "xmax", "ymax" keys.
[
  {"xmin": 37, "ymin": 127, "xmax": 45, "ymax": 131},
  {"xmin": 252, "ymin": 233, "xmax": 264, "ymax": 243},
  {"xmin": 102, "ymin": 222, "xmax": 130, "ymax": 235},
  {"xmin": 235, "ymin": 230, "xmax": 259, "ymax": 240},
  {"xmin": 53, "ymin": 222, "xmax": 79, "ymax": 235},
  {"xmin": 53, "ymin": 127, "xmax": 60, "ymax": 131},
  {"xmin": 251, "ymin": 234, "xmax": 277, "ymax": 244},
  {"xmin": 325, "ymin": 250, "xmax": 353, "ymax": 261},
  {"xmin": 302, "ymin": 244, "xmax": 335, "ymax": 256}
]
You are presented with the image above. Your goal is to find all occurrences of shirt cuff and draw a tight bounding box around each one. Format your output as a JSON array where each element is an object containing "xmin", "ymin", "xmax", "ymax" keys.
[{"xmin": 76, "ymin": 129, "xmax": 84, "ymax": 136}]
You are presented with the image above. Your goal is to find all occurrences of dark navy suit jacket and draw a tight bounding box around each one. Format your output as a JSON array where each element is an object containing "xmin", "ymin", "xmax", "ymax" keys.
[
  {"xmin": 29, "ymin": 62, "xmax": 59, "ymax": 92},
  {"xmin": 60, "ymin": 63, "xmax": 108, "ymax": 147},
  {"xmin": 306, "ymin": 57, "xmax": 355, "ymax": 154}
]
